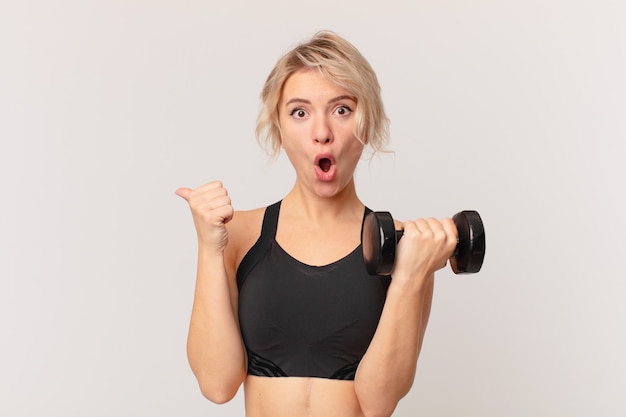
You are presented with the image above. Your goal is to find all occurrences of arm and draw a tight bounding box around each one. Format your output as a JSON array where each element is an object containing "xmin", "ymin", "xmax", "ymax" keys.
[
  {"xmin": 176, "ymin": 181, "xmax": 247, "ymax": 404},
  {"xmin": 354, "ymin": 217, "xmax": 457, "ymax": 417}
]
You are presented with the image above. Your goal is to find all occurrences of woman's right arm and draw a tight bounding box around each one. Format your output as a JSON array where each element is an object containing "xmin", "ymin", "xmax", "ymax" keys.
[{"xmin": 176, "ymin": 181, "xmax": 247, "ymax": 404}]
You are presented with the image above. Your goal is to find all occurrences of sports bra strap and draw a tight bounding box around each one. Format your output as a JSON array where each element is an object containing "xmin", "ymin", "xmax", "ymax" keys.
[
  {"xmin": 260, "ymin": 200, "xmax": 281, "ymax": 241},
  {"xmin": 236, "ymin": 201, "xmax": 281, "ymax": 290}
]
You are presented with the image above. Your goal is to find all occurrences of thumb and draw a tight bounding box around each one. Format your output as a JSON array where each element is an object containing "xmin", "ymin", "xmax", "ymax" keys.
[{"xmin": 175, "ymin": 187, "xmax": 192, "ymax": 201}]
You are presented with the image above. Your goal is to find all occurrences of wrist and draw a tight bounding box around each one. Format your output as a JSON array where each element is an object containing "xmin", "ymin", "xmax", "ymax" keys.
[
  {"xmin": 388, "ymin": 271, "xmax": 433, "ymax": 296},
  {"xmin": 197, "ymin": 242, "xmax": 226, "ymax": 260}
]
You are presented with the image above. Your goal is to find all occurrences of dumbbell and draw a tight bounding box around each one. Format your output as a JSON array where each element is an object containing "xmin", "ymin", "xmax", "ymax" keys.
[{"xmin": 361, "ymin": 210, "xmax": 486, "ymax": 275}]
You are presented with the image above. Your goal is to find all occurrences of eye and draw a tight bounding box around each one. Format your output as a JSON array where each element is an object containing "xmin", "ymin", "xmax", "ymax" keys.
[
  {"xmin": 289, "ymin": 108, "xmax": 308, "ymax": 119},
  {"xmin": 334, "ymin": 105, "xmax": 353, "ymax": 116}
]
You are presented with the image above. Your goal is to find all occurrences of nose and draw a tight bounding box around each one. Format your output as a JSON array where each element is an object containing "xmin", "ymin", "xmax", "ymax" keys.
[
  {"xmin": 313, "ymin": 116, "xmax": 333, "ymax": 144},
  {"xmin": 315, "ymin": 137, "xmax": 332, "ymax": 144}
]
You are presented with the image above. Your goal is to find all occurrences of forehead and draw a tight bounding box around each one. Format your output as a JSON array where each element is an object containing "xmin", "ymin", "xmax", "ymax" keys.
[{"xmin": 280, "ymin": 68, "xmax": 353, "ymax": 104}]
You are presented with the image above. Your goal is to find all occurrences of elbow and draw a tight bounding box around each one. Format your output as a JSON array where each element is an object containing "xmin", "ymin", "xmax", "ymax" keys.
[
  {"xmin": 201, "ymin": 388, "xmax": 237, "ymax": 405},
  {"xmin": 188, "ymin": 353, "xmax": 247, "ymax": 404},
  {"xmin": 194, "ymin": 368, "xmax": 245, "ymax": 404},
  {"xmin": 355, "ymin": 381, "xmax": 409, "ymax": 417},
  {"xmin": 198, "ymin": 379, "xmax": 241, "ymax": 404},
  {"xmin": 357, "ymin": 391, "xmax": 398, "ymax": 417},
  {"xmin": 361, "ymin": 404, "xmax": 397, "ymax": 417}
]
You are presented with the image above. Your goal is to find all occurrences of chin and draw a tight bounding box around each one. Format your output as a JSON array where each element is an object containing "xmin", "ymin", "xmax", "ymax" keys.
[{"xmin": 313, "ymin": 183, "xmax": 344, "ymax": 199}]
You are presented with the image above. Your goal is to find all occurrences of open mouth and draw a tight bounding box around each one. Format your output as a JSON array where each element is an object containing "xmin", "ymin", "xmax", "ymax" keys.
[
  {"xmin": 315, "ymin": 154, "xmax": 335, "ymax": 172},
  {"xmin": 314, "ymin": 153, "xmax": 336, "ymax": 181},
  {"xmin": 318, "ymin": 158, "xmax": 332, "ymax": 173}
]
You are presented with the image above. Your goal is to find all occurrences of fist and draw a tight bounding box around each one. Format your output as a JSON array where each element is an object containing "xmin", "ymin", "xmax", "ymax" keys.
[
  {"xmin": 175, "ymin": 181, "xmax": 234, "ymax": 252},
  {"xmin": 393, "ymin": 217, "xmax": 458, "ymax": 284}
]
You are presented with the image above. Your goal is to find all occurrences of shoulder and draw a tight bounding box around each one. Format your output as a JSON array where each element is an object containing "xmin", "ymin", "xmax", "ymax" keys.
[
  {"xmin": 225, "ymin": 206, "xmax": 267, "ymax": 268},
  {"xmin": 228, "ymin": 207, "xmax": 265, "ymax": 237}
]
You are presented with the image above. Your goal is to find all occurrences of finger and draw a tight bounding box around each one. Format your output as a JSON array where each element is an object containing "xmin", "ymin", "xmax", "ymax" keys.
[
  {"xmin": 441, "ymin": 218, "xmax": 457, "ymax": 241},
  {"xmin": 207, "ymin": 194, "xmax": 233, "ymax": 214},
  {"xmin": 175, "ymin": 187, "xmax": 192, "ymax": 201},
  {"xmin": 399, "ymin": 219, "xmax": 417, "ymax": 237},
  {"xmin": 440, "ymin": 218, "xmax": 459, "ymax": 258},
  {"xmin": 430, "ymin": 220, "xmax": 449, "ymax": 269},
  {"xmin": 199, "ymin": 180, "xmax": 224, "ymax": 192},
  {"xmin": 215, "ymin": 203, "xmax": 234, "ymax": 225},
  {"xmin": 426, "ymin": 218, "xmax": 448, "ymax": 246},
  {"xmin": 426, "ymin": 217, "xmax": 445, "ymax": 234},
  {"xmin": 193, "ymin": 181, "xmax": 229, "ymax": 202},
  {"xmin": 413, "ymin": 218, "xmax": 434, "ymax": 237},
  {"xmin": 440, "ymin": 218, "xmax": 458, "ymax": 247}
]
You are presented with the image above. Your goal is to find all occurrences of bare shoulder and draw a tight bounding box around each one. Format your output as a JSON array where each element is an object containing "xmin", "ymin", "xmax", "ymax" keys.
[
  {"xmin": 226, "ymin": 206, "xmax": 266, "ymax": 267},
  {"xmin": 228, "ymin": 207, "xmax": 265, "ymax": 238}
]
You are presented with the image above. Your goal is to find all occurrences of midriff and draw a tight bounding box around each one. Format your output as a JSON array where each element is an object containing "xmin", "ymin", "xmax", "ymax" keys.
[{"xmin": 243, "ymin": 376, "xmax": 365, "ymax": 417}]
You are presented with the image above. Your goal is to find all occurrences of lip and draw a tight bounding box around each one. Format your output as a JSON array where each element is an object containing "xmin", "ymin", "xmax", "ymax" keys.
[{"xmin": 314, "ymin": 153, "xmax": 337, "ymax": 182}]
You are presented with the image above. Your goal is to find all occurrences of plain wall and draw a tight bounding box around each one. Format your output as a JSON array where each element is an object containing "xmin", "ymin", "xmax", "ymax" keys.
[{"xmin": 1, "ymin": 1, "xmax": 625, "ymax": 415}]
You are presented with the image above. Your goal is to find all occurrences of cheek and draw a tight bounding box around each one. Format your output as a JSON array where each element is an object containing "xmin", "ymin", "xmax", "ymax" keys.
[
  {"xmin": 278, "ymin": 120, "xmax": 303, "ymax": 146},
  {"xmin": 353, "ymin": 142, "xmax": 366, "ymax": 162},
  {"xmin": 280, "ymin": 137, "xmax": 309, "ymax": 165}
]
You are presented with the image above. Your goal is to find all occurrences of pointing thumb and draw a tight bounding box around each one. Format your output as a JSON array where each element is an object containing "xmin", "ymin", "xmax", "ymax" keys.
[{"xmin": 175, "ymin": 187, "xmax": 192, "ymax": 201}]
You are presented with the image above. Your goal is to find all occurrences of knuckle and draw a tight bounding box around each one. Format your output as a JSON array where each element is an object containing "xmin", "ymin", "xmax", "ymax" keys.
[
  {"xmin": 209, "ymin": 180, "xmax": 223, "ymax": 188},
  {"xmin": 401, "ymin": 220, "xmax": 415, "ymax": 235},
  {"xmin": 433, "ymin": 229, "xmax": 446, "ymax": 242}
]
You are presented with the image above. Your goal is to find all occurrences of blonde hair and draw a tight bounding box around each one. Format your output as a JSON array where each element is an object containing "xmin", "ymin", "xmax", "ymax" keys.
[{"xmin": 256, "ymin": 31, "xmax": 390, "ymax": 157}]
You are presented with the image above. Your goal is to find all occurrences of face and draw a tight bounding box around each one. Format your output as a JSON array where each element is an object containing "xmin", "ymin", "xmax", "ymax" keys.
[{"xmin": 278, "ymin": 68, "xmax": 364, "ymax": 199}]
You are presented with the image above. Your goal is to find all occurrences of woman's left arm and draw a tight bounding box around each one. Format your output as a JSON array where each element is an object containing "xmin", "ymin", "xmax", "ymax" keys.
[{"xmin": 354, "ymin": 217, "xmax": 456, "ymax": 417}]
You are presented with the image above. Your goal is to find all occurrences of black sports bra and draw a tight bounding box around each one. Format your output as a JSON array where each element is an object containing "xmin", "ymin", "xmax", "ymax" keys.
[{"xmin": 237, "ymin": 201, "xmax": 390, "ymax": 380}]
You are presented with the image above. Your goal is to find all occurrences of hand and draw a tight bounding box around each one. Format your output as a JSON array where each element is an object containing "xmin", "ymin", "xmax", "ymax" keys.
[
  {"xmin": 175, "ymin": 181, "xmax": 234, "ymax": 254},
  {"xmin": 391, "ymin": 217, "xmax": 458, "ymax": 287}
]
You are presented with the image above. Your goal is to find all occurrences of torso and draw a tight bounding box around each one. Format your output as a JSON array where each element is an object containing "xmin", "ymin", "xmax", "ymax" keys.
[
  {"xmin": 226, "ymin": 201, "xmax": 388, "ymax": 416},
  {"xmin": 243, "ymin": 376, "xmax": 364, "ymax": 417}
]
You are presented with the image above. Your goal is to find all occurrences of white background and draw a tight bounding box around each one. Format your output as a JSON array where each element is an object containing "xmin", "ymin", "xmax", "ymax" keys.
[{"xmin": 1, "ymin": 1, "xmax": 625, "ymax": 416}]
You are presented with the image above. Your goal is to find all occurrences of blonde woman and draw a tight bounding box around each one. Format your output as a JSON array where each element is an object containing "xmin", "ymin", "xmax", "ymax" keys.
[{"xmin": 176, "ymin": 31, "xmax": 457, "ymax": 417}]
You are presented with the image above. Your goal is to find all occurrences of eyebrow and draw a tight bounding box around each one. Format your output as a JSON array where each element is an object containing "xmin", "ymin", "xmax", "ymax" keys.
[{"xmin": 284, "ymin": 95, "xmax": 356, "ymax": 107}]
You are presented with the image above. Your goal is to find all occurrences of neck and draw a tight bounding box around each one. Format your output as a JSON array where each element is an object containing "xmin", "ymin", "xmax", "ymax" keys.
[{"xmin": 282, "ymin": 180, "xmax": 363, "ymax": 223}]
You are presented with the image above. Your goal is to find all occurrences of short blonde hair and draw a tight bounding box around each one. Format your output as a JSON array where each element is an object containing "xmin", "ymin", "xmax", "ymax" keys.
[{"xmin": 256, "ymin": 31, "xmax": 390, "ymax": 157}]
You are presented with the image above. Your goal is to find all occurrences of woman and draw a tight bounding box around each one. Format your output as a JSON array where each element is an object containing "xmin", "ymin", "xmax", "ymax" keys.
[{"xmin": 176, "ymin": 31, "xmax": 457, "ymax": 417}]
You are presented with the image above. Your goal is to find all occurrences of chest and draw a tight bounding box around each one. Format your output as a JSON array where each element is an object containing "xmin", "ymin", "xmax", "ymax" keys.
[
  {"xmin": 238, "ymin": 242, "xmax": 390, "ymax": 377},
  {"xmin": 274, "ymin": 219, "xmax": 362, "ymax": 267}
]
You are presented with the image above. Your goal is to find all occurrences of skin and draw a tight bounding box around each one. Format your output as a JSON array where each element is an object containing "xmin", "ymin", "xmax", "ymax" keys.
[{"xmin": 176, "ymin": 68, "xmax": 458, "ymax": 417}]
